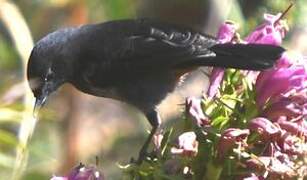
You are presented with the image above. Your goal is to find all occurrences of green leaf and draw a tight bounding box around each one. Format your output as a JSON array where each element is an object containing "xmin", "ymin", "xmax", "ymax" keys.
[
  {"xmin": 0, "ymin": 152, "xmax": 15, "ymax": 168},
  {"xmin": 0, "ymin": 129, "xmax": 18, "ymax": 147},
  {"xmin": 211, "ymin": 116, "xmax": 228, "ymax": 129},
  {"xmin": 160, "ymin": 128, "xmax": 173, "ymax": 157},
  {"xmin": 102, "ymin": 0, "xmax": 136, "ymax": 19},
  {"xmin": 0, "ymin": 108, "xmax": 22, "ymax": 123}
]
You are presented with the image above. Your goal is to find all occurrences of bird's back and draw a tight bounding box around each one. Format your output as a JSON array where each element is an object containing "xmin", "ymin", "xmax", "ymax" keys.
[
  {"xmin": 69, "ymin": 19, "xmax": 218, "ymax": 111},
  {"xmin": 72, "ymin": 19, "xmax": 217, "ymax": 84}
]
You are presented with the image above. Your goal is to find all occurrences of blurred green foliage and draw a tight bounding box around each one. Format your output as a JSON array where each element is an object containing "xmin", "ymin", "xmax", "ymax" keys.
[{"xmin": 101, "ymin": 0, "xmax": 137, "ymax": 19}]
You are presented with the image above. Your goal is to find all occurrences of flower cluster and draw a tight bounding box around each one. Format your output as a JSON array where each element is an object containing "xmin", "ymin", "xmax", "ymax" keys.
[
  {"xmin": 182, "ymin": 12, "xmax": 306, "ymax": 179},
  {"xmin": 248, "ymin": 52, "xmax": 307, "ymax": 178},
  {"xmin": 51, "ymin": 163, "xmax": 104, "ymax": 180}
]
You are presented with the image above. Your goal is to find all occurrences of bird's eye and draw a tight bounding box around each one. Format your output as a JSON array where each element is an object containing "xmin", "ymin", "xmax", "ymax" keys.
[{"xmin": 44, "ymin": 71, "xmax": 54, "ymax": 82}]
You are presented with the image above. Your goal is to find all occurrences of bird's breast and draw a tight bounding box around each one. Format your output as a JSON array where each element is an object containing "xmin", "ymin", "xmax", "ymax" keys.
[{"xmin": 72, "ymin": 69, "xmax": 180, "ymax": 113}]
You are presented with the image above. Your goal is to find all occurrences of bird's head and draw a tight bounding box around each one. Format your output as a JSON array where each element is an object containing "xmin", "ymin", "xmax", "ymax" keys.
[{"xmin": 27, "ymin": 34, "xmax": 74, "ymax": 116}]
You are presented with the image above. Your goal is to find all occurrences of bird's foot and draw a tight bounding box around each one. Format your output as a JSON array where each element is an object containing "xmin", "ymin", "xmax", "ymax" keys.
[{"xmin": 133, "ymin": 148, "xmax": 148, "ymax": 165}]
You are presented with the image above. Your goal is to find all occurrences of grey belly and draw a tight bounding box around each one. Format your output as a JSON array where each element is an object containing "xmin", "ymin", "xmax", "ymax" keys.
[
  {"xmin": 115, "ymin": 72, "xmax": 178, "ymax": 113},
  {"xmin": 73, "ymin": 71, "xmax": 178, "ymax": 113},
  {"xmin": 118, "ymin": 73, "xmax": 177, "ymax": 112}
]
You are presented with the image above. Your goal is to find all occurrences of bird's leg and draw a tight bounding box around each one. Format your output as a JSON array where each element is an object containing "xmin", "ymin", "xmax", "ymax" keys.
[{"xmin": 136, "ymin": 109, "xmax": 161, "ymax": 164}]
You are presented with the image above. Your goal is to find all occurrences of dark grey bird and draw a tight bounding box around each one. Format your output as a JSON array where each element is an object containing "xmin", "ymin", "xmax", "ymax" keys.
[{"xmin": 27, "ymin": 19, "xmax": 285, "ymax": 163}]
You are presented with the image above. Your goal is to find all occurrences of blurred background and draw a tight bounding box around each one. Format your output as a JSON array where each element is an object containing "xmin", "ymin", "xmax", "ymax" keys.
[{"xmin": 0, "ymin": 0, "xmax": 306, "ymax": 179}]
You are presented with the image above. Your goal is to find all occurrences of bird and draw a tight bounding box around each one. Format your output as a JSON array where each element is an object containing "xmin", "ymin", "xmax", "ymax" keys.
[{"xmin": 27, "ymin": 19, "xmax": 285, "ymax": 163}]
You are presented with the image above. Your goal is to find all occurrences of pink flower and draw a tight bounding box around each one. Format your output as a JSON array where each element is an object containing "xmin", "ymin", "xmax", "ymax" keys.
[
  {"xmin": 255, "ymin": 52, "xmax": 307, "ymax": 116},
  {"xmin": 245, "ymin": 13, "xmax": 287, "ymax": 45},
  {"xmin": 262, "ymin": 97, "xmax": 303, "ymax": 122},
  {"xmin": 207, "ymin": 68, "xmax": 225, "ymax": 99},
  {"xmin": 285, "ymin": 88, "xmax": 307, "ymax": 105},
  {"xmin": 257, "ymin": 59, "xmax": 307, "ymax": 146},
  {"xmin": 275, "ymin": 53, "xmax": 306, "ymax": 69},
  {"xmin": 69, "ymin": 165, "xmax": 104, "ymax": 180},
  {"xmin": 256, "ymin": 54, "xmax": 306, "ymax": 141},
  {"xmin": 278, "ymin": 133, "xmax": 306, "ymax": 156},
  {"xmin": 51, "ymin": 163, "xmax": 104, "ymax": 180},
  {"xmin": 262, "ymin": 141, "xmax": 281, "ymax": 157},
  {"xmin": 242, "ymin": 13, "xmax": 288, "ymax": 83},
  {"xmin": 248, "ymin": 117, "xmax": 281, "ymax": 141},
  {"xmin": 171, "ymin": 132, "xmax": 198, "ymax": 157},
  {"xmin": 265, "ymin": 88, "xmax": 307, "ymax": 123},
  {"xmin": 246, "ymin": 154, "xmax": 296, "ymax": 179},
  {"xmin": 255, "ymin": 64, "xmax": 307, "ymax": 108},
  {"xmin": 216, "ymin": 21, "xmax": 237, "ymax": 43},
  {"xmin": 186, "ymin": 97, "xmax": 210, "ymax": 127},
  {"xmin": 277, "ymin": 118, "xmax": 307, "ymax": 137},
  {"xmin": 207, "ymin": 21, "xmax": 237, "ymax": 99},
  {"xmin": 208, "ymin": 13, "xmax": 289, "ymax": 96},
  {"xmin": 217, "ymin": 128, "xmax": 250, "ymax": 158}
]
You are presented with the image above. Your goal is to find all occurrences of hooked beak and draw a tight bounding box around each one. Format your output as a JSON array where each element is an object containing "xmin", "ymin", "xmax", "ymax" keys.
[
  {"xmin": 33, "ymin": 82, "xmax": 52, "ymax": 117},
  {"xmin": 33, "ymin": 96, "xmax": 47, "ymax": 117}
]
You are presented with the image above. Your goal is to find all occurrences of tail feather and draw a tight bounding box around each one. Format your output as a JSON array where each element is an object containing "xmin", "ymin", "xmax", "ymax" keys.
[{"xmin": 185, "ymin": 43, "xmax": 285, "ymax": 70}]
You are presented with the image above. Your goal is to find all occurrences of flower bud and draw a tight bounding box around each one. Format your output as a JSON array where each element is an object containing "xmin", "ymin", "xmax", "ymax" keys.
[
  {"xmin": 171, "ymin": 131, "xmax": 198, "ymax": 157},
  {"xmin": 217, "ymin": 128, "xmax": 250, "ymax": 158},
  {"xmin": 186, "ymin": 97, "xmax": 210, "ymax": 127},
  {"xmin": 51, "ymin": 163, "xmax": 104, "ymax": 180},
  {"xmin": 249, "ymin": 117, "xmax": 281, "ymax": 141}
]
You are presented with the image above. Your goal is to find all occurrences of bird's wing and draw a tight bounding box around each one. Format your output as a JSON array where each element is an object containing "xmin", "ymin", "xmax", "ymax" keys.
[
  {"xmin": 102, "ymin": 20, "xmax": 218, "ymax": 72},
  {"xmin": 78, "ymin": 20, "xmax": 218, "ymax": 87}
]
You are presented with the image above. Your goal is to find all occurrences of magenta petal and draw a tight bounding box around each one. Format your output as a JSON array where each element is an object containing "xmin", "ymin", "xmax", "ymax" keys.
[
  {"xmin": 278, "ymin": 133, "xmax": 305, "ymax": 155},
  {"xmin": 262, "ymin": 98, "xmax": 302, "ymax": 121},
  {"xmin": 260, "ymin": 26, "xmax": 282, "ymax": 45},
  {"xmin": 178, "ymin": 132, "xmax": 197, "ymax": 150},
  {"xmin": 68, "ymin": 164, "xmax": 104, "ymax": 180},
  {"xmin": 263, "ymin": 142, "xmax": 281, "ymax": 157},
  {"xmin": 186, "ymin": 97, "xmax": 210, "ymax": 126},
  {"xmin": 287, "ymin": 88, "xmax": 307, "ymax": 105},
  {"xmin": 269, "ymin": 157, "xmax": 295, "ymax": 177},
  {"xmin": 206, "ymin": 21, "xmax": 237, "ymax": 98},
  {"xmin": 248, "ymin": 117, "xmax": 281, "ymax": 140},
  {"xmin": 246, "ymin": 154, "xmax": 295, "ymax": 178},
  {"xmin": 245, "ymin": 13, "xmax": 286, "ymax": 45},
  {"xmin": 207, "ymin": 68, "xmax": 224, "ymax": 99},
  {"xmin": 216, "ymin": 21, "xmax": 237, "ymax": 43},
  {"xmin": 256, "ymin": 67, "xmax": 307, "ymax": 107},
  {"xmin": 246, "ymin": 25, "xmax": 282, "ymax": 45},
  {"xmin": 218, "ymin": 128, "xmax": 250, "ymax": 158},
  {"xmin": 269, "ymin": 88, "xmax": 307, "ymax": 108},
  {"xmin": 275, "ymin": 53, "xmax": 292, "ymax": 68},
  {"xmin": 263, "ymin": 13, "xmax": 282, "ymax": 23},
  {"xmin": 277, "ymin": 119, "xmax": 307, "ymax": 137},
  {"xmin": 245, "ymin": 24, "xmax": 265, "ymax": 43},
  {"xmin": 254, "ymin": 69, "xmax": 276, "ymax": 96},
  {"xmin": 171, "ymin": 131, "xmax": 198, "ymax": 157}
]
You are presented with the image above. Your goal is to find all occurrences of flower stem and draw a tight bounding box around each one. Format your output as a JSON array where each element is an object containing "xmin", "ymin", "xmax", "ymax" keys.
[
  {"xmin": 274, "ymin": 2, "xmax": 294, "ymax": 26},
  {"xmin": 204, "ymin": 161, "xmax": 223, "ymax": 180}
]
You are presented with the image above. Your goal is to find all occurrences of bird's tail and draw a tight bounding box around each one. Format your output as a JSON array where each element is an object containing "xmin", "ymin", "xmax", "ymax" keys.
[{"xmin": 184, "ymin": 43, "xmax": 285, "ymax": 70}]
